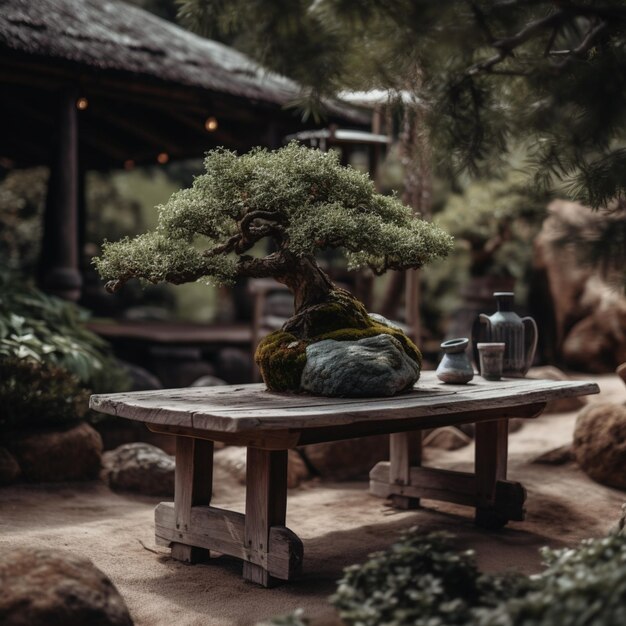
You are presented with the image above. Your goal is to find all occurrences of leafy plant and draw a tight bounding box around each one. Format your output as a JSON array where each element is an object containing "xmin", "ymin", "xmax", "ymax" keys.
[
  {"xmin": 328, "ymin": 524, "xmax": 626, "ymax": 626},
  {"xmin": 331, "ymin": 529, "xmax": 527, "ymax": 626},
  {"xmin": 0, "ymin": 358, "xmax": 89, "ymax": 430},
  {"xmin": 0, "ymin": 168, "xmax": 47, "ymax": 274},
  {"xmin": 0, "ymin": 272, "xmax": 129, "ymax": 394}
]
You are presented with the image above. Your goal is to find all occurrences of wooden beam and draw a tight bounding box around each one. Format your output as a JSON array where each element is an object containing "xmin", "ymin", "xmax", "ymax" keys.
[
  {"xmin": 369, "ymin": 462, "xmax": 526, "ymax": 521},
  {"xmin": 475, "ymin": 420, "xmax": 510, "ymax": 528},
  {"xmin": 40, "ymin": 88, "xmax": 82, "ymax": 301},
  {"xmin": 243, "ymin": 448, "xmax": 289, "ymax": 586},
  {"xmin": 155, "ymin": 502, "xmax": 302, "ymax": 580},
  {"xmin": 389, "ymin": 432, "xmax": 422, "ymax": 509},
  {"xmin": 171, "ymin": 437, "xmax": 213, "ymax": 563}
]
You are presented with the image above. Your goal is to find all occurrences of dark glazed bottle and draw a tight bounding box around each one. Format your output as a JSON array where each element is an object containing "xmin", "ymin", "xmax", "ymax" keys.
[{"xmin": 473, "ymin": 292, "xmax": 538, "ymax": 377}]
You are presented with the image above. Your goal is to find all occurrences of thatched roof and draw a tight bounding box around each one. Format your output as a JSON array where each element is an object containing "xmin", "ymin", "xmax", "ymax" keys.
[
  {"xmin": 0, "ymin": 0, "xmax": 363, "ymax": 121},
  {"xmin": 0, "ymin": 0, "xmax": 369, "ymax": 170}
]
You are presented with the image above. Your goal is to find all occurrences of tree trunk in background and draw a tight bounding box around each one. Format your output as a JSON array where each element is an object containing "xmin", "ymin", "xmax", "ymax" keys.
[{"xmin": 380, "ymin": 84, "xmax": 432, "ymax": 340}]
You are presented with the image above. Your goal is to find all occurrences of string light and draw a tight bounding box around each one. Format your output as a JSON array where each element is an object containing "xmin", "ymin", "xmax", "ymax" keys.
[
  {"xmin": 157, "ymin": 152, "xmax": 169, "ymax": 164},
  {"xmin": 204, "ymin": 116, "xmax": 218, "ymax": 132},
  {"xmin": 76, "ymin": 97, "xmax": 89, "ymax": 110},
  {"xmin": 124, "ymin": 159, "xmax": 135, "ymax": 170}
]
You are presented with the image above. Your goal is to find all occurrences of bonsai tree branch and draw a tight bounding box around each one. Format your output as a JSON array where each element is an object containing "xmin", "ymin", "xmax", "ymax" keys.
[{"xmin": 94, "ymin": 144, "xmax": 453, "ymax": 310}]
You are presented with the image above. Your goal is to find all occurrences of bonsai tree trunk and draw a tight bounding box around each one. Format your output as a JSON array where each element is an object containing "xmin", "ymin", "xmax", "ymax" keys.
[{"xmin": 277, "ymin": 254, "xmax": 336, "ymax": 314}]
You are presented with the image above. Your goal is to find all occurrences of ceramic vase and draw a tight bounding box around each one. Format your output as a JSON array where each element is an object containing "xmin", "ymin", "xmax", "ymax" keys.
[
  {"xmin": 436, "ymin": 338, "xmax": 474, "ymax": 384},
  {"xmin": 472, "ymin": 292, "xmax": 538, "ymax": 377}
]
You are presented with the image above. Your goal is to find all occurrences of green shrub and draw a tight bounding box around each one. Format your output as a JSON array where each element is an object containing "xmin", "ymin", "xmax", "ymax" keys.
[
  {"xmin": 478, "ymin": 534, "xmax": 626, "ymax": 626},
  {"xmin": 0, "ymin": 272, "xmax": 129, "ymax": 394},
  {"xmin": 328, "ymin": 525, "xmax": 626, "ymax": 626},
  {"xmin": 0, "ymin": 358, "xmax": 89, "ymax": 430},
  {"xmin": 331, "ymin": 529, "xmax": 526, "ymax": 626}
]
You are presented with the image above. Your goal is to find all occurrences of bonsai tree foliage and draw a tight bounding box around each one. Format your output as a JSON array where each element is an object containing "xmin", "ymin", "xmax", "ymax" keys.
[{"xmin": 95, "ymin": 144, "xmax": 452, "ymax": 391}]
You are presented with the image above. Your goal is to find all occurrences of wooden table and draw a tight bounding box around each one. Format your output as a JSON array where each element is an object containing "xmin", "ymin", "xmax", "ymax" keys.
[{"xmin": 90, "ymin": 373, "xmax": 598, "ymax": 587}]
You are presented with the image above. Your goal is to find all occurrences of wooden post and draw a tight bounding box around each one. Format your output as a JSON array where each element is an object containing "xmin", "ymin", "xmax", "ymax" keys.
[
  {"xmin": 405, "ymin": 270, "xmax": 421, "ymax": 343},
  {"xmin": 243, "ymin": 448, "xmax": 288, "ymax": 587},
  {"xmin": 389, "ymin": 431, "xmax": 422, "ymax": 509},
  {"xmin": 172, "ymin": 437, "xmax": 214, "ymax": 563},
  {"xmin": 474, "ymin": 420, "xmax": 509, "ymax": 528},
  {"xmin": 40, "ymin": 89, "xmax": 82, "ymax": 301}
]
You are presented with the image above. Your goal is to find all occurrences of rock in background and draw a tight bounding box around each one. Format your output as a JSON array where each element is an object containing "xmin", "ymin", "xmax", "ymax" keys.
[
  {"xmin": 214, "ymin": 447, "xmax": 309, "ymax": 488},
  {"xmin": 5, "ymin": 423, "xmax": 102, "ymax": 482},
  {"xmin": 0, "ymin": 447, "xmax": 20, "ymax": 485},
  {"xmin": 574, "ymin": 402, "xmax": 626, "ymax": 490},
  {"xmin": 103, "ymin": 443, "xmax": 175, "ymax": 496},
  {"xmin": 533, "ymin": 200, "xmax": 626, "ymax": 372},
  {"xmin": 302, "ymin": 436, "xmax": 389, "ymax": 481},
  {"xmin": 0, "ymin": 548, "xmax": 133, "ymax": 626}
]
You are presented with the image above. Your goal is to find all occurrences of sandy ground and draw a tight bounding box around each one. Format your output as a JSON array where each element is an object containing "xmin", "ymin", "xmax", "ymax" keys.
[{"xmin": 1, "ymin": 374, "xmax": 625, "ymax": 626}]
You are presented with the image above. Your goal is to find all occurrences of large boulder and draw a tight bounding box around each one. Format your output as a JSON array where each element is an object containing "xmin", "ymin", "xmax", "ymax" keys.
[
  {"xmin": 301, "ymin": 334, "xmax": 420, "ymax": 397},
  {"xmin": 302, "ymin": 436, "xmax": 388, "ymax": 481},
  {"xmin": 0, "ymin": 447, "xmax": 20, "ymax": 485},
  {"xmin": 6, "ymin": 423, "xmax": 102, "ymax": 482},
  {"xmin": 0, "ymin": 548, "xmax": 133, "ymax": 626},
  {"xmin": 103, "ymin": 443, "xmax": 175, "ymax": 496},
  {"xmin": 214, "ymin": 447, "xmax": 309, "ymax": 488},
  {"xmin": 423, "ymin": 427, "xmax": 471, "ymax": 450},
  {"xmin": 573, "ymin": 402, "xmax": 626, "ymax": 490},
  {"xmin": 533, "ymin": 200, "xmax": 626, "ymax": 372}
]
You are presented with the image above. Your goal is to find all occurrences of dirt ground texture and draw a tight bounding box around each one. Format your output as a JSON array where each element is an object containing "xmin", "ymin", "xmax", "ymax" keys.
[{"xmin": 1, "ymin": 374, "xmax": 624, "ymax": 626}]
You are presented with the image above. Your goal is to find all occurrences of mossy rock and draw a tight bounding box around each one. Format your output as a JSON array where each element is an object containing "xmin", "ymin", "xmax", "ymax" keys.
[
  {"xmin": 315, "ymin": 325, "xmax": 421, "ymax": 367},
  {"xmin": 255, "ymin": 331, "xmax": 308, "ymax": 392},
  {"xmin": 255, "ymin": 290, "xmax": 422, "ymax": 393}
]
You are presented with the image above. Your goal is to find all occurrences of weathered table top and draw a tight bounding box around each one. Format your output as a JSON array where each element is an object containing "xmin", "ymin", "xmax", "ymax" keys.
[{"xmin": 89, "ymin": 372, "xmax": 599, "ymax": 433}]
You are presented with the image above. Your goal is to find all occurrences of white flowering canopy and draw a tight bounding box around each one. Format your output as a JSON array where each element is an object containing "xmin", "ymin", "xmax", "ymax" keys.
[{"xmin": 95, "ymin": 143, "xmax": 453, "ymax": 293}]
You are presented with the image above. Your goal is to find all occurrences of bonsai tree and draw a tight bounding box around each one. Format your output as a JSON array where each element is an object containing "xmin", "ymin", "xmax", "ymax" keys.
[{"xmin": 95, "ymin": 143, "xmax": 452, "ymax": 392}]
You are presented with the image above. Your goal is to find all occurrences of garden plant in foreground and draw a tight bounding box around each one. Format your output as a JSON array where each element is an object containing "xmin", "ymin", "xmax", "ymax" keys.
[{"xmin": 95, "ymin": 143, "xmax": 452, "ymax": 394}]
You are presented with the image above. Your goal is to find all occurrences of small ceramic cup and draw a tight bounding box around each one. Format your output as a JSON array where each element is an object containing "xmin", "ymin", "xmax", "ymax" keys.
[{"xmin": 477, "ymin": 342, "xmax": 505, "ymax": 381}]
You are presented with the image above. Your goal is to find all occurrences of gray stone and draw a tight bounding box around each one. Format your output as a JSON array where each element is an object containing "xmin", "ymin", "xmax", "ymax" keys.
[
  {"xmin": 119, "ymin": 360, "xmax": 162, "ymax": 391},
  {"xmin": 190, "ymin": 374, "xmax": 227, "ymax": 387},
  {"xmin": 574, "ymin": 402, "xmax": 626, "ymax": 490},
  {"xmin": 0, "ymin": 447, "xmax": 20, "ymax": 486},
  {"xmin": 301, "ymin": 334, "xmax": 420, "ymax": 397},
  {"xmin": 7, "ymin": 423, "xmax": 102, "ymax": 482},
  {"xmin": 302, "ymin": 435, "xmax": 389, "ymax": 480},
  {"xmin": 214, "ymin": 447, "xmax": 309, "ymax": 488},
  {"xmin": 0, "ymin": 548, "xmax": 133, "ymax": 626},
  {"xmin": 368, "ymin": 313, "xmax": 404, "ymax": 332},
  {"xmin": 423, "ymin": 427, "xmax": 471, "ymax": 450},
  {"xmin": 103, "ymin": 443, "xmax": 174, "ymax": 496}
]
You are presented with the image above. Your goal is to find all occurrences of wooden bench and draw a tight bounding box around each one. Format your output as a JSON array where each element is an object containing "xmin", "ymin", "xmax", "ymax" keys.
[{"xmin": 90, "ymin": 373, "xmax": 598, "ymax": 587}]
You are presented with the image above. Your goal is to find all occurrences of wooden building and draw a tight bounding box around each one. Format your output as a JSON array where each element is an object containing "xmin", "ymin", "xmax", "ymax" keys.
[{"xmin": 0, "ymin": 0, "xmax": 368, "ymax": 299}]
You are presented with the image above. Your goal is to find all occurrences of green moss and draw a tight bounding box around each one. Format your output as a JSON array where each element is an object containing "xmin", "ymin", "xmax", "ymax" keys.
[
  {"xmin": 303, "ymin": 289, "xmax": 371, "ymax": 335},
  {"xmin": 255, "ymin": 290, "xmax": 422, "ymax": 393},
  {"xmin": 255, "ymin": 331, "xmax": 308, "ymax": 392}
]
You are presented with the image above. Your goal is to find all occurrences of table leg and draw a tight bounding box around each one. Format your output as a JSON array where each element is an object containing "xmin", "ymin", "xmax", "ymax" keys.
[
  {"xmin": 474, "ymin": 419, "xmax": 509, "ymax": 529},
  {"xmin": 172, "ymin": 436, "xmax": 214, "ymax": 563},
  {"xmin": 389, "ymin": 432, "xmax": 422, "ymax": 510},
  {"xmin": 243, "ymin": 448, "xmax": 289, "ymax": 587}
]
